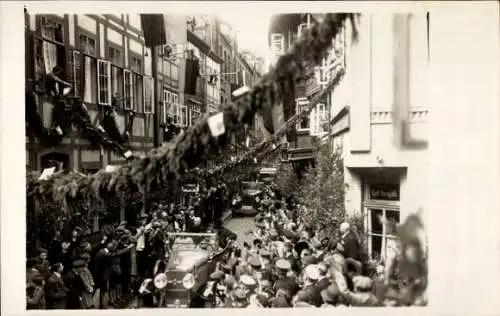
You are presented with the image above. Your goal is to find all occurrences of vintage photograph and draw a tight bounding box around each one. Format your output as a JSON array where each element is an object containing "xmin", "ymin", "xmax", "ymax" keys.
[{"xmin": 24, "ymin": 9, "xmax": 428, "ymax": 309}]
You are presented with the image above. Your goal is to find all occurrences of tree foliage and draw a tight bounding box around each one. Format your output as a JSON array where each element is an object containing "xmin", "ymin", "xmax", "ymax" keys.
[{"xmin": 294, "ymin": 145, "xmax": 346, "ymax": 235}]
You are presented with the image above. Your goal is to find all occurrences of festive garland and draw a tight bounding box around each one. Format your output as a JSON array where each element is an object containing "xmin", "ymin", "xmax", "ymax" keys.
[
  {"xmin": 27, "ymin": 13, "xmax": 356, "ymax": 209},
  {"xmin": 70, "ymin": 99, "xmax": 134, "ymax": 158}
]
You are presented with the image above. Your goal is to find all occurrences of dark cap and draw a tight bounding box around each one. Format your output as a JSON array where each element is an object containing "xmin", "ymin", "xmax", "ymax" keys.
[{"xmin": 260, "ymin": 249, "xmax": 271, "ymax": 258}]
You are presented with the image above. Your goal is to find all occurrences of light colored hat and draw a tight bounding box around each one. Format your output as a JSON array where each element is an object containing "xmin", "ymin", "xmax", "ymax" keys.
[
  {"xmin": 240, "ymin": 274, "xmax": 257, "ymax": 287},
  {"xmin": 276, "ymin": 259, "xmax": 291, "ymax": 270},
  {"xmin": 304, "ymin": 264, "xmax": 320, "ymax": 280},
  {"xmin": 352, "ymin": 276, "xmax": 373, "ymax": 291}
]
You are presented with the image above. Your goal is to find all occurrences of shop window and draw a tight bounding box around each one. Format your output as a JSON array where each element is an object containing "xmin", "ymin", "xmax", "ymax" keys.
[
  {"xmin": 97, "ymin": 60, "xmax": 111, "ymax": 105},
  {"xmin": 363, "ymin": 179, "xmax": 401, "ymax": 260}
]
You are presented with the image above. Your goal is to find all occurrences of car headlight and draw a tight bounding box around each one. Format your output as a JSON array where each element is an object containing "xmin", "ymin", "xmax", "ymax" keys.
[
  {"xmin": 154, "ymin": 273, "xmax": 168, "ymax": 289},
  {"xmin": 182, "ymin": 273, "xmax": 196, "ymax": 289}
]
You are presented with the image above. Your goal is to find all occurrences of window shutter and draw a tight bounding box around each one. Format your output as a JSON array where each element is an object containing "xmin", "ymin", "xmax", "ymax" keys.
[
  {"xmin": 297, "ymin": 23, "xmax": 307, "ymax": 38},
  {"xmin": 123, "ymin": 70, "xmax": 132, "ymax": 110},
  {"xmin": 97, "ymin": 59, "xmax": 102, "ymax": 104},
  {"xmin": 107, "ymin": 61, "xmax": 111, "ymax": 105}
]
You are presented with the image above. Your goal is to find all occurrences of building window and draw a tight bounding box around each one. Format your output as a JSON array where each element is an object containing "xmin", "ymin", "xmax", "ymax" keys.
[
  {"xmin": 310, "ymin": 103, "xmax": 327, "ymax": 136},
  {"xmin": 79, "ymin": 34, "xmax": 96, "ymax": 56},
  {"xmin": 270, "ymin": 33, "xmax": 284, "ymax": 55},
  {"xmin": 131, "ymin": 56, "xmax": 142, "ymax": 74},
  {"xmin": 40, "ymin": 17, "xmax": 65, "ymax": 75},
  {"xmin": 108, "ymin": 46, "xmax": 123, "ymax": 66},
  {"xmin": 364, "ymin": 180, "xmax": 401, "ymax": 260},
  {"xmin": 296, "ymin": 98, "xmax": 310, "ymax": 130},
  {"xmin": 188, "ymin": 103, "xmax": 201, "ymax": 126},
  {"xmin": 123, "ymin": 70, "xmax": 133, "ymax": 110},
  {"xmin": 143, "ymin": 76, "xmax": 153, "ymax": 113},
  {"xmin": 111, "ymin": 65, "xmax": 124, "ymax": 107},
  {"xmin": 97, "ymin": 60, "xmax": 111, "ymax": 105},
  {"xmin": 69, "ymin": 50, "xmax": 82, "ymax": 97},
  {"xmin": 83, "ymin": 56, "xmax": 98, "ymax": 104},
  {"xmin": 132, "ymin": 74, "xmax": 143, "ymax": 112}
]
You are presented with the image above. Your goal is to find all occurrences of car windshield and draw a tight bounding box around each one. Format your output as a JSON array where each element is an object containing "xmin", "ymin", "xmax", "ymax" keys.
[
  {"xmin": 169, "ymin": 233, "xmax": 217, "ymax": 251},
  {"xmin": 241, "ymin": 181, "xmax": 264, "ymax": 192}
]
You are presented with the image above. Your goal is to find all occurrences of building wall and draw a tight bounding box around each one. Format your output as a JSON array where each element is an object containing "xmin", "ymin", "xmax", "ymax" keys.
[
  {"xmin": 26, "ymin": 14, "xmax": 155, "ymax": 173},
  {"xmin": 340, "ymin": 13, "xmax": 429, "ymax": 259}
]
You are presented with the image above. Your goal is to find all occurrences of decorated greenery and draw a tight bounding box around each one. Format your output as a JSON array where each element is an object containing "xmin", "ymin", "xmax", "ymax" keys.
[
  {"xmin": 274, "ymin": 161, "xmax": 300, "ymax": 200},
  {"xmin": 26, "ymin": 13, "xmax": 357, "ymax": 243},
  {"xmin": 295, "ymin": 145, "xmax": 345, "ymax": 236}
]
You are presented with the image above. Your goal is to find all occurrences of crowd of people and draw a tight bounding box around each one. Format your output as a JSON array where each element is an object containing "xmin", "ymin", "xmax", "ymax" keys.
[
  {"xmin": 26, "ymin": 196, "xmax": 215, "ymax": 310},
  {"xmin": 26, "ymin": 182, "xmax": 427, "ymax": 309},
  {"xmin": 199, "ymin": 191, "xmax": 427, "ymax": 308}
]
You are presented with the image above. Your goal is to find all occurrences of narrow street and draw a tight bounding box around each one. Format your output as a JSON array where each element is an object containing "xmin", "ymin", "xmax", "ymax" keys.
[{"xmin": 224, "ymin": 215, "xmax": 256, "ymax": 247}]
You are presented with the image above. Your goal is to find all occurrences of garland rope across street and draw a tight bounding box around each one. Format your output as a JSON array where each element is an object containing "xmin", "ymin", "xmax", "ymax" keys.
[{"xmin": 27, "ymin": 13, "xmax": 359, "ymax": 207}]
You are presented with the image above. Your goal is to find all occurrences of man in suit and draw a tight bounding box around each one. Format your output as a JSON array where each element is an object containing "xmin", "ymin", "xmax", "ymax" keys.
[
  {"xmin": 45, "ymin": 263, "xmax": 68, "ymax": 309},
  {"xmin": 338, "ymin": 222, "xmax": 361, "ymax": 261}
]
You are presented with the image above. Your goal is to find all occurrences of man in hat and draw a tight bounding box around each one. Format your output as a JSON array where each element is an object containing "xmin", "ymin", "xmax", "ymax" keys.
[
  {"xmin": 273, "ymin": 259, "xmax": 299, "ymax": 298},
  {"xmin": 229, "ymin": 288, "xmax": 249, "ymax": 308},
  {"xmin": 239, "ymin": 274, "xmax": 258, "ymax": 299},
  {"xmin": 293, "ymin": 264, "xmax": 322, "ymax": 306},
  {"xmin": 248, "ymin": 256, "xmax": 262, "ymax": 275}
]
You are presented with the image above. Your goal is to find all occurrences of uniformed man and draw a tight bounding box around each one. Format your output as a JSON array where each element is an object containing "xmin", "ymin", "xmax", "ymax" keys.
[
  {"xmin": 273, "ymin": 259, "xmax": 299, "ymax": 298},
  {"xmin": 293, "ymin": 264, "xmax": 322, "ymax": 306},
  {"xmin": 229, "ymin": 288, "xmax": 249, "ymax": 308},
  {"xmin": 239, "ymin": 274, "xmax": 258, "ymax": 300}
]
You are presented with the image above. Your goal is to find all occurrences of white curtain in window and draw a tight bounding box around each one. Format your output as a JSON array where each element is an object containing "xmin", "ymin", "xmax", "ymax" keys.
[
  {"xmin": 43, "ymin": 42, "xmax": 57, "ymax": 74},
  {"xmin": 84, "ymin": 56, "xmax": 96, "ymax": 103}
]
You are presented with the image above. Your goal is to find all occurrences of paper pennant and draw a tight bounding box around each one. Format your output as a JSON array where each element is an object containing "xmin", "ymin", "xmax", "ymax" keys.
[
  {"xmin": 207, "ymin": 112, "xmax": 225, "ymax": 137},
  {"xmin": 245, "ymin": 136, "xmax": 250, "ymax": 148},
  {"xmin": 55, "ymin": 126, "xmax": 63, "ymax": 135},
  {"xmin": 96, "ymin": 125, "xmax": 105, "ymax": 133},
  {"xmin": 272, "ymin": 144, "xmax": 277, "ymax": 150},
  {"xmin": 232, "ymin": 86, "xmax": 250, "ymax": 98},
  {"xmin": 105, "ymin": 165, "xmax": 120, "ymax": 173},
  {"xmin": 124, "ymin": 150, "xmax": 133, "ymax": 159},
  {"xmin": 38, "ymin": 167, "xmax": 56, "ymax": 181}
]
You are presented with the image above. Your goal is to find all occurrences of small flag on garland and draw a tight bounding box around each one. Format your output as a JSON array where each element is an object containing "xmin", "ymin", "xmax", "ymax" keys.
[
  {"xmin": 38, "ymin": 167, "xmax": 56, "ymax": 181},
  {"xmin": 207, "ymin": 112, "xmax": 225, "ymax": 137}
]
